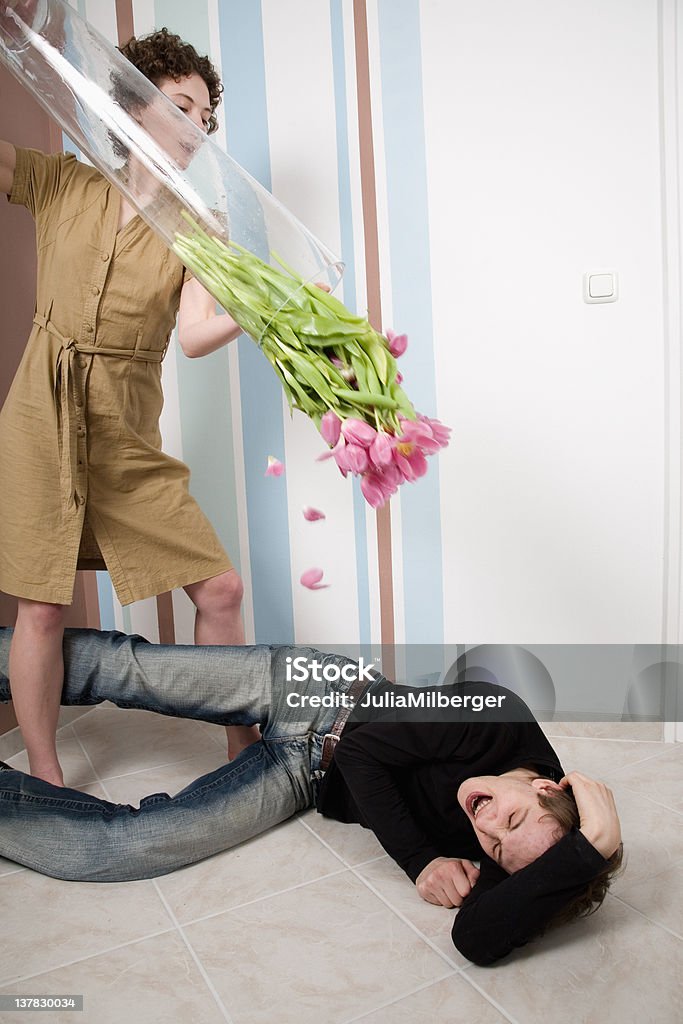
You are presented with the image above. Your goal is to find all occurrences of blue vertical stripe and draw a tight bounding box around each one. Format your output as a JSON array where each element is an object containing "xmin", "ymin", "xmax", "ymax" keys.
[
  {"xmin": 217, "ymin": 0, "xmax": 294, "ymax": 643},
  {"xmin": 377, "ymin": 0, "xmax": 444, "ymax": 656},
  {"xmin": 153, "ymin": 1, "xmax": 243, "ymax": 581},
  {"xmin": 96, "ymin": 572, "xmax": 116, "ymax": 630},
  {"xmin": 330, "ymin": 0, "xmax": 371, "ymax": 648}
]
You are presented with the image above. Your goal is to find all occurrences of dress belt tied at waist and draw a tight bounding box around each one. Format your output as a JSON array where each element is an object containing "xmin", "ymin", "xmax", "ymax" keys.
[{"xmin": 33, "ymin": 313, "xmax": 164, "ymax": 512}]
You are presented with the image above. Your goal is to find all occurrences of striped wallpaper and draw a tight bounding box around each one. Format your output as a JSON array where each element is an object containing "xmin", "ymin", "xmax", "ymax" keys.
[
  {"xmin": 63, "ymin": 0, "xmax": 447, "ymax": 660},
  {"xmin": 57, "ymin": 0, "xmax": 670, "ymax": 658}
]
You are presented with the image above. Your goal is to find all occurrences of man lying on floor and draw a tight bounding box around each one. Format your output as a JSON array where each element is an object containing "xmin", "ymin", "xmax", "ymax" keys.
[{"xmin": 0, "ymin": 627, "xmax": 622, "ymax": 966}]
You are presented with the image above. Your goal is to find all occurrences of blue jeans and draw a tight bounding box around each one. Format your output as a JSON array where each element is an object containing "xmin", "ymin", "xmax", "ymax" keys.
[{"xmin": 0, "ymin": 628, "xmax": 370, "ymax": 882}]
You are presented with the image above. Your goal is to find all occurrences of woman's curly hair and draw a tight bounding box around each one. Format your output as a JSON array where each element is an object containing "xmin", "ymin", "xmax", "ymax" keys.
[
  {"xmin": 117, "ymin": 28, "xmax": 223, "ymax": 134},
  {"xmin": 537, "ymin": 785, "xmax": 625, "ymax": 929}
]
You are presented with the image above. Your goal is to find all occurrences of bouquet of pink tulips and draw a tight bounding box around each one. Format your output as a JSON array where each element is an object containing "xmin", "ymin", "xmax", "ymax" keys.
[
  {"xmin": 318, "ymin": 409, "xmax": 450, "ymax": 508},
  {"xmin": 174, "ymin": 217, "xmax": 450, "ymax": 508}
]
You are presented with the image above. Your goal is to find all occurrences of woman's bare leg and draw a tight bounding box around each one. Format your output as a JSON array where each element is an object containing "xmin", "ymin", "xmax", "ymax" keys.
[
  {"xmin": 9, "ymin": 599, "xmax": 66, "ymax": 786},
  {"xmin": 184, "ymin": 569, "xmax": 259, "ymax": 758}
]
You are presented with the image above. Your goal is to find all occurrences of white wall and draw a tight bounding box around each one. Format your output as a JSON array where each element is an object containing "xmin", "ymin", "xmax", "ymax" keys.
[
  {"xmin": 422, "ymin": 0, "xmax": 669, "ymax": 642},
  {"xmin": 44, "ymin": 1, "xmax": 683, "ymax": 653}
]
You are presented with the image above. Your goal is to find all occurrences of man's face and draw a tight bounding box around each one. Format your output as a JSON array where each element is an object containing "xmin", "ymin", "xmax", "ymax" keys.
[{"xmin": 457, "ymin": 773, "xmax": 565, "ymax": 873}]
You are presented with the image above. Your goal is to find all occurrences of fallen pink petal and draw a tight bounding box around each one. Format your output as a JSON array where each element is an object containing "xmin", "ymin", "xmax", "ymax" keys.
[
  {"xmin": 265, "ymin": 455, "xmax": 284, "ymax": 477},
  {"xmin": 303, "ymin": 506, "xmax": 326, "ymax": 522},
  {"xmin": 300, "ymin": 567, "xmax": 329, "ymax": 590}
]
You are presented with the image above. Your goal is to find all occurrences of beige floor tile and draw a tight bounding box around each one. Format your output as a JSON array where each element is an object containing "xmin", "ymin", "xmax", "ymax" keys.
[
  {"xmin": 197, "ymin": 721, "xmax": 232, "ymax": 749},
  {"xmin": 0, "ymin": 931, "xmax": 226, "ymax": 1024},
  {"xmin": 0, "ymin": 728, "xmax": 28, "ymax": 762},
  {"xmin": 71, "ymin": 705, "xmax": 217, "ymax": 779},
  {"xmin": 56, "ymin": 706, "xmax": 97, "ymax": 730},
  {"xmin": 298, "ymin": 808, "xmax": 386, "ymax": 865},
  {"xmin": 0, "ymin": 857, "xmax": 25, "ymax": 877},
  {"xmin": 546, "ymin": 736, "xmax": 667, "ymax": 779},
  {"xmin": 183, "ymin": 871, "xmax": 448, "ymax": 1024},
  {"xmin": 79, "ymin": 782, "xmax": 109, "ymax": 799},
  {"xmin": 544, "ymin": 721, "xmax": 663, "ymax": 741},
  {"xmin": 609, "ymin": 781, "xmax": 683, "ymax": 884},
  {"xmin": 0, "ymin": 871, "xmax": 173, "ymax": 985},
  {"xmin": 157, "ymin": 818, "xmax": 345, "ymax": 923},
  {"xmin": 608, "ymin": 743, "xmax": 683, "ymax": 813},
  {"xmin": 606, "ymin": 782, "xmax": 683, "ymax": 936},
  {"xmin": 355, "ymin": 973, "xmax": 509, "ymax": 1024},
  {"xmin": 0, "ymin": 709, "xmax": 94, "ymax": 763},
  {"xmin": 468, "ymin": 897, "xmax": 682, "ymax": 1024},
  {"xmin": 98, "ymin": 750, "xmax": 230, "ymax": 805},
  {"xmin": 613, "ymin": 865, "xmax": 683, "ymax": 940},
  {"xmin": 6, "ymin": 732, "xmax": 97, "ymax": 789},
  {"xmin": 354, "ymin": 856, "xmax": 467, "ymax": 965}
]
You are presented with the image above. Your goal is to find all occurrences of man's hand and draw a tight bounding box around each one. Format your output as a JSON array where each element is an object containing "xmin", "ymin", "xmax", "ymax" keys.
[
  {"xmin": 559, "ymin": 770, "xmax": 621, "ymax": 859},
  {"xmin": 415, "ymin": 857, "xmax": 480, "ymax": 908}
]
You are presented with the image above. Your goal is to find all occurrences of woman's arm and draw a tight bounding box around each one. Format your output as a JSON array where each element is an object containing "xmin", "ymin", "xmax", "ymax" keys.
[
  {"xmin": 0, "ymin": 142, "xmax": 17, "ymax": 197},
  {"xmin": 176, "ymin": 276, "xmax": 242, "ymax": 358}
]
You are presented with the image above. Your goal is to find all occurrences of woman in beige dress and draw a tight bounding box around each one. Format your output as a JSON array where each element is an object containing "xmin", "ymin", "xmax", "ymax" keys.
[{"xmin": 0, "ymin": 29, "xmax": 256, "ymax": 785}]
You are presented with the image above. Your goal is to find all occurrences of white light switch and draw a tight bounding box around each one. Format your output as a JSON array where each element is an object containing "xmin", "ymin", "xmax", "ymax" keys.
[{"xmin": 584, "ymin": 270, "xmax": 618, "ymax": 304}]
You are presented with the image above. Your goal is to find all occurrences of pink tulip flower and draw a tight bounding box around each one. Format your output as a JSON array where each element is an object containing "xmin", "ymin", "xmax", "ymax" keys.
[
  {"xmin": 393, "ymin": 443, "xmax": 428, "ymax": 482},
  {"xmin": 300, "ymin": 567, "xmax": 329, "ymax": 590},
  {"xmin": 331, "ymin": 435, "xmax": 350, "ymax": 476},
  {"xmin": 265, "ymin": 455, "xmax": 284, "ymax": 477},
  {"xmin": 344, "ymin": 443, "xmax": 370, "ymax": 475},
  {"xmin": 303, "ymin": 506, "xmax": 326, "ymax": 522},
  {"xmin": 341, "ymin": 417, "xmax": 377, "ymax": 448},
  {"xmin": 379, "ymin": 463, "xmax": 402, "ymax": 490},
  {"xmin": 320, "ymin": 410, "xmax": 342, "ymax": 447},
  {"xmin": 360, "ymin": 473, "xmax": 387, "ymax": 508},
  {"xmin": 317, "ymin": 432, "xmax": 347, "ymax": 475},
  {"xmin": 386, "ymin": 329, "xmax": 408, "ymax": 358},
  {"xmin": 369, "ymin": 431, "xmax": 394, "ymax": 469},
  {"xmin": 397, "ymin": 418, "xmax": 441, "ymax": 455},
  {"xmin": 418, "ymin": 414, "xmax": 451, "ymax": 448}
]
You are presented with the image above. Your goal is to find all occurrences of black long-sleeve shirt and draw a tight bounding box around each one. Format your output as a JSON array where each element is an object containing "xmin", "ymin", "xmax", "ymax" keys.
[{"xmin": 316, "ymin": 680, "xmax": 608, "ymax": 965}]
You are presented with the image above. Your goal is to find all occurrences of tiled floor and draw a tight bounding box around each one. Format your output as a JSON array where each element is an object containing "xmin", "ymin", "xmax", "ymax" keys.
[{"xmin": 0, "ymin": 711, "xmax": 681, "ymax": 1024}]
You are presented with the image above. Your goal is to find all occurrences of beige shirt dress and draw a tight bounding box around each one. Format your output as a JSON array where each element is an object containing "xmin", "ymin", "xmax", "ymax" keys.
[{"xmin": 0, "ymin": 146, "xmax": 232, "ymax": 606}]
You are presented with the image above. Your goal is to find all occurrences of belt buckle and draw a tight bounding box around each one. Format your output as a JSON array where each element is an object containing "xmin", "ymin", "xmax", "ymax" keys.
[
  {"xmin": 321, "ymin": 732, "xmax": 339, "ymax": 769},
  {"xmin": 322, "ymin": 732, "xmax": 339, "ymax": 753}
]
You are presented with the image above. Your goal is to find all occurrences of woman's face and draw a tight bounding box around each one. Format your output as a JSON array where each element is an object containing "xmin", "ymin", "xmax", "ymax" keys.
[
  {"xmin": 457, "ymin": 772, "xmax": 566, "ymax": 873},
  {"xmin": 135, "ymin": 72, "xmax": 212, "ymax": 171},
  {"xmin": 157, "ymin": 72, "xmax": 213, "ymax": 134}
]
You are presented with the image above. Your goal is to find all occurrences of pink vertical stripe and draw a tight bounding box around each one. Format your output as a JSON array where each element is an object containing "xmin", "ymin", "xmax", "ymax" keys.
[{"xmin": 352, "ymin": 0, "xmax": 395, "ymax": 672}]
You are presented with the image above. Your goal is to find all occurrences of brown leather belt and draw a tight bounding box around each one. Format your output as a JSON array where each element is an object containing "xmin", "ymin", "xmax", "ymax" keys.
[{"xmin": 320, "ymin": 674, "xmax": 376, "ymax": 771}]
